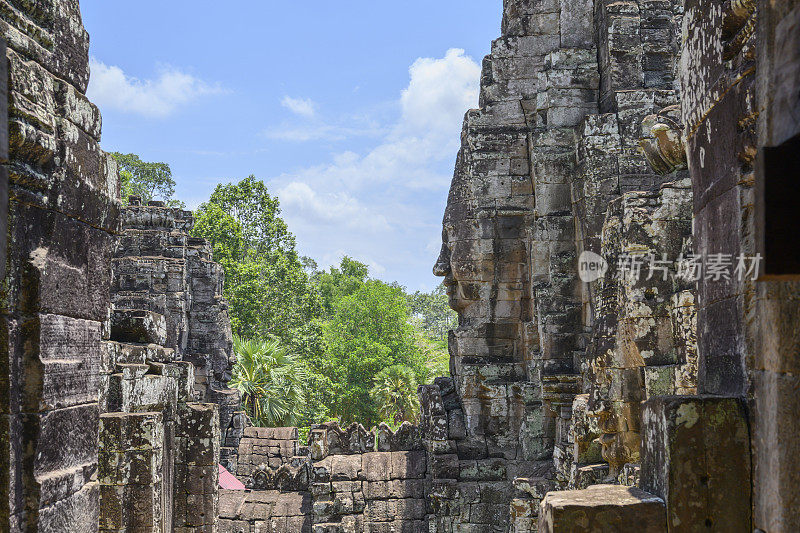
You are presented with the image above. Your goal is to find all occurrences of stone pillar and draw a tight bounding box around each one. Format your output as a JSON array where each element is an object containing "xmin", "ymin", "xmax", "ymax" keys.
[
  {"xmin": 101, "ymin": 302, "xmax": 221, "ymax": 531},
  {"xmin": 99, "ymin": 412, "xmax": 165, "ymax": 532},
  {"xmin": 111, "ymin": 203, "xmax": 243, "ymax": 456},
  {"xmin": 641, "ymin": 396, "xmax": 751, "ymax": 532},
  {"xmin": 174, "ymin": 402, "xmax": 220, "ymax": 531},
  {"xmin": 752, "ymin": 1, "xmax": 800, "ymax": 531},
  {"xmin": 0, "ymin": 37, "xmax": 7, "ymax": 284},
  {"xmin": 1, "ymin": 2, "xmax": 121, "ymax": 530},
  {"xmin": 587, "ymin": 181, "xmax": 695, "ymax": 475},
  {"xmin": 682, "ymin": 0, "xmax": 757, "ymax": 398}
]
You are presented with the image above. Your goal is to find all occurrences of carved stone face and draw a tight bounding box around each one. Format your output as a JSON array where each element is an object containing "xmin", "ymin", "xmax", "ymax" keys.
[
  {"xmin": 433, "ymin": 222, "xmax": 493, "ymax": 316},
  {"xmin": 433, "ymin": 229, "xmax": 458, "ymax": 308}
]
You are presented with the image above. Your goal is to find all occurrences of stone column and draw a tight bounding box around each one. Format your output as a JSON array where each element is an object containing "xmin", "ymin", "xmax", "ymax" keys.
[
  {"xmin": 1, "ymin": 2, "xmax": 121, "ymax": 530},
  {"xmin": 99, "ymin": 412, "xmax": 165, "ymax": 532},
  {"xmin": 752, "ymin": 0, "xmax": 800, "ymax": 530}
]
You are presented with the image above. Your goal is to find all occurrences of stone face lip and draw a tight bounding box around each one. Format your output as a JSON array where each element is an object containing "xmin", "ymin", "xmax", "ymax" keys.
[
  {"xmin": 539, "ymin": 484, "xmax": 667, "ymax": 533},
  {"xmin": 110, "ymin": 309, "xmax": 168, "ymax": 345}
]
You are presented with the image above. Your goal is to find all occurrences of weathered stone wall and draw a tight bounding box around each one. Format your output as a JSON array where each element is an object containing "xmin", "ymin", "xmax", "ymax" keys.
[
  {"xmin": 0, "ymin": 1, "xmax": 121, "ymax": 530},
  {"xmin": 429, "ymin": 0, "xmax": 693, "ymax": 530},
  {"xmin": 752, "ymin": 1, "xmax": 800, "ymax": 529},
  {"xmin": 110, "ymin": 200, "xmax": 247, "ymax": 470},
  {"xmin": 682, "ymin": 0, "xmax": 757, "ymax": 399},
  {"xmin": 581, "ymin": 181, "xmax": 695, "ymax": 477},
  {"xmin": 1, "ymin": 0, "xmax": 797, "ymax": 531},
  {"xmin": 680, "ymin": 0, "xmax": 800, "ymax": 530},
  {"xmin": 99, "ymin": 201, "xmax": 251, "ymax": 531},
  {"xmin": 100, "ymin": 303, "xmax": 222, "ymax": 531},
  {"xmin": 219, "ymin": 488, "xmax": 311, "ymax": 533},
  {"xmin": 310, "ymin": 423, "xmax": 427, "ymax": 532},
  {"xmin": 220, "ymin": 423, "xmax": 426, "ymax": 532},
  {"xmin": 541, "ymin": 0, "xmax": 799, "ymax": 530}
]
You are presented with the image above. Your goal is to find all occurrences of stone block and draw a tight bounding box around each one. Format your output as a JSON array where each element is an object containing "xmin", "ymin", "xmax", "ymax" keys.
[
  {"xmin": 34, "ymin": 403, "xmax": 99, "ymax": 476},
  {"xmin": 641, "ymin": 395, "xmax": 751, "ymax": 532},
  {"xmin": 430, "ymin": 454, "xmax": 459, "ymax": 480},
  {"xmin": 330, "ymin": 454, "xmax": 362, "ymax": 481},
  {"xmin": 538, "ymin": 485, "xmax": 666, "ymax": 532},
  {"xmin": 110, "ymin": 308, "xmax": 167, "ymax": 346},
  {"xmin": 11, "ymin": 203, "xmax": 116, "ymax": 320},
  {"xmin": 362, "ymin": 452, "xmax": 391, "ymax": 481},
  {"xmin": 38, "ymin": 481, "xmax": 100, "ymax": 533},
  {"xmin": 27, "ymin": 313, "xmax": 103, "ymax": 411},
  {"xmin": 458, "ymin": 459, "xmax": 506, "ymax": 481},
  {"xmin": 390, "ymin": 451, "xmax": 426, "ymax": 479}
]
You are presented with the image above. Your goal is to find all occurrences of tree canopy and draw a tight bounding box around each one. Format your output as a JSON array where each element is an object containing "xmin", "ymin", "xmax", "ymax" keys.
[
  {"xmin": 192, "ymin": 176, "xmax": 320, "ymax": 355},
  {"xmin": 370, "ymin": 365, "xmax": 421, "ymax": 427},
  {"xmin": 111, "ymin": 152, "xmax": 184, "ymax": 207},
  {"xmin": 407, "ymin": 284, "xmax": 457, "ymax": 340},
  {"xmin": 186, "ymin": 174, "xmax": 456, "ymax": 430},
  {"xmin": 311, "ymin": 277, "xmax": 426, "ymax": 426},
  {"xmin": 230, "ymin": 335, "xmax": 307, "ymax": 427}
]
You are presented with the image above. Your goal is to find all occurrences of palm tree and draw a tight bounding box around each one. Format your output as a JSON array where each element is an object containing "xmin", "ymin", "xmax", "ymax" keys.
[
  {"xmin": 230, "ymin": 335, "xmax": 307, "ymax": 426},
  {"xmin": 370, "ymin": 365, "xmax": 420, "ymax": 426}
]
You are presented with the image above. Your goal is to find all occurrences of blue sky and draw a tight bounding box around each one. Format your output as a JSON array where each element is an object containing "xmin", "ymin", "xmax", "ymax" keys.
[{"xmin": 81, "ymin": 1, "xmax": 501, "ymax": 291}]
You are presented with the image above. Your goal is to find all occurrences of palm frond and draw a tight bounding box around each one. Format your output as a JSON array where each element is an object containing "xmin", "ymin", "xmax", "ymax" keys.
[{"xmin": 232, "ymin": 334, "xmax": 307, "ymax": 427}]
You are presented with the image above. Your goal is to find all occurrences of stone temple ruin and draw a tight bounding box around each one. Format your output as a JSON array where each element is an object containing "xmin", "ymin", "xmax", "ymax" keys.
[{"xmin": 0, "ymin": 0, "xmax": 798, "ymax": 531}]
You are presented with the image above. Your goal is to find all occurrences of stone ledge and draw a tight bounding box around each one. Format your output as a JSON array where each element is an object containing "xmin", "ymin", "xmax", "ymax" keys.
[{"xmin": 538, "ymin": 484, "xmax": 666, "ymax": 533}]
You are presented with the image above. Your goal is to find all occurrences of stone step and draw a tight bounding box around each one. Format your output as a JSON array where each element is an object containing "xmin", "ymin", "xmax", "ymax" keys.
[
  {"xmin": 539, "ymin": 484, "xmax": 667, "ymax": 532},
  {"xmin": 313, "ymin": 522, "xmax": 344, "ymax": 533}
]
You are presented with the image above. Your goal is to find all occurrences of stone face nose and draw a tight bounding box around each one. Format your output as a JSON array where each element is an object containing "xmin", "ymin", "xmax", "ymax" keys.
[{"xmin": 433, "ymin": 244, "xmax": 451, "ymax": 277}]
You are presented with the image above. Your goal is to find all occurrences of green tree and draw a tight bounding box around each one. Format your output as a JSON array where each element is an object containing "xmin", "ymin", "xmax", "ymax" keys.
[
  {"xmin": 229, "ymin": 335, "xmax": 307, "ymax": 426},
  {"xmin": 370, "ymin": 365, "xmax": 421, "ymax": 426},
  {"xmin": 405, "ymin": 283, "xmax": 455, "ymax": 381},
  {"xmin": 199, "ymin": 175, "xmax": 295, "ymax": 256},
  {"xmin": 111, "ymin": 152, "xmax": 184, "ymax": 207},
  {"xmin": 406, "ymin": 283, "xmax": 457, "ymax": 340},
  {"xmin": 192, "ymin": 176, "xmax": 320, "ymax": 355},
  {"xmin": 416, "ymin": 332, "xmax": 450, "ymax": 380},
  {"xmin": 312, "ymin": 256, "xmax": 370, "ymax": 317},
  {"xmin": 312, "ymin": 277, "xmax": 425, "ymax": 426}
]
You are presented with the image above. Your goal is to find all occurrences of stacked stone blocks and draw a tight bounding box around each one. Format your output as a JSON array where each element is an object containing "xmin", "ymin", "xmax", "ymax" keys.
[{"xmin": 1, "ymin": 1, "xmax": 120, "ymax": 530}]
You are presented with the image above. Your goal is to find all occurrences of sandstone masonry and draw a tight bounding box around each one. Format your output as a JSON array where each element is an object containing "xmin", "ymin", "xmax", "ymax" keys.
[
  {"xmin": 0, "ymin": 1, "xmax": 119, "ymax": 529},
  {"xmin": 1, "ymin": 0, "xmax": 798, "ymax": 531}
]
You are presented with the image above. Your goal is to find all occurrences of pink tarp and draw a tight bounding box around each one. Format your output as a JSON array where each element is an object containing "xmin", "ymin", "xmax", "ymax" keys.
[{"xmin": 218, "ymin": 463, "xmax": 246, "ymax": 490}]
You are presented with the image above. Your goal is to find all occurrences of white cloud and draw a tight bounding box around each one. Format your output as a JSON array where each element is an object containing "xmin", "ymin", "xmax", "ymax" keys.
[
  {"xmin": 87, "ymin": 58, "xmax": 223, "ymax": 118},
  {"xmin": 399, "ymin": 48, "xmax": 481, "ymax": 138},
  {"xmin": 281, "ymin": 96, "xmax": 317, "ymax": 117},
  {"xmin": 265, "ymin": 123, "xmax": 384, "ymax": 142},
  {"xmin": 268, "ymin": 49, "xmax": 480, "ymax": 287},
  {"xmin": 272, "ymin": 48, "xmax": 480, "ymax": 190},
  {"xmin": 277, "ymin": 181, "xmax": 390, "ymax": 232}
]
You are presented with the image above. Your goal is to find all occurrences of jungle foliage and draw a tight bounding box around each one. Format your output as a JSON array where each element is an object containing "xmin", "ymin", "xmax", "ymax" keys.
[{"xmin": 119, "ymin": 167, "xmax": 456, "ymax": 429}]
